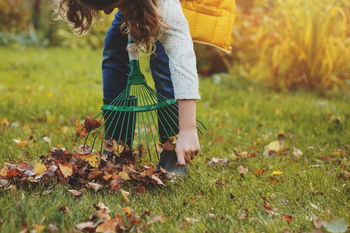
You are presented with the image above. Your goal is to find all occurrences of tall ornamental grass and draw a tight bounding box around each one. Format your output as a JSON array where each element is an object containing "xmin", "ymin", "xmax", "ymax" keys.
[{"xmin": 254, "ymin": 0, "xmax": 350, "ymax": 90}]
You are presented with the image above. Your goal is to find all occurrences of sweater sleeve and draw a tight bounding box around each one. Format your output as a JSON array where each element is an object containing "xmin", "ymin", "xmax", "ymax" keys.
[{"xmin": 157, "ymin": 0, "xmax": 200, "ymax": 100}]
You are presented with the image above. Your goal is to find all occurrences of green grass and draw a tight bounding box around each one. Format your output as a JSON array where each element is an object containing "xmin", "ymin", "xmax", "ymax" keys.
[{"xmin": 0, "ymin": 47, "xmax": 350, "ymax": 232}]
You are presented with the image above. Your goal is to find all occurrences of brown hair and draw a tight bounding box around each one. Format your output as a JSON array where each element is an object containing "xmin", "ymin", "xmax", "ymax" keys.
[{"xmin": 53, "ymin": 0, "xmax": 168, "ymax": 53}]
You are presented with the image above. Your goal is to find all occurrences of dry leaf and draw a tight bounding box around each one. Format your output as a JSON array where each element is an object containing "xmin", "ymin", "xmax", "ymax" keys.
[
  {"xmin": 95, "ymin": 219, "xmax": 118, "ymax": 233},
  {"xmin": 86, "ymin": 155, "xmax": 99, "ymax": 168},
  {"xmin": 119, "ymin": 171, "xmax": 131, "ymax": 181},
  {"xmin": 88, "ymin": 182, "xmax": 102, "ymax": 192},
  {"xmin": 120, "ymin": 189, "xmax": 130, "ymax": 202},
  {"xmin": 58, "ymin": 164, "xmax": 73, "ymax": 178},
  {"xmin": 313, "ymin": 218, "xmax": 323, "ymax": 230},
  {"xmin": 68, "ymin": 189, "xmax": 82, "ymax": 197},
  {"xmin": 76, "ymin": 222, "xmax": 95, "ymax": 231},
  {"xmin": 84, "ymin": 117, "xmax": 101, "ymax": 132},
  {"xmin": 147, "ymin": 214, "xmax": 166, "ymax": 226},
  {"xmin": 293, "ymin": 147, "xmax": 303, "ymax": 158},
  {"xmin": 282, "ymin": 214, "xmax": 293, "ymax": 222},
  {"xmin": 254, "ymin": 169, "xmax": 265, "ymax": 177},
  {"xmin": 183, "ymin": 218, "xmax": 199, "ymax": 224},
  {"xmin": 75, "ymin": 123, "xmax": 86, "ymax": 139},
  {"xmin": 151, "ymin": 175, "xmax": 165, "ymax": 186},
  {"xmin": 88, "ymin": 170, "xmax": 103, "ymax": 181},
  {"xmin": 76, "ymin": 145, "xmax": 92, "ymax": 154},
  {"xmin": 156, "ymin": 142, "xmax": 164, "ymax": 154},
  {"xmin": 121, "ymin": 207, "xmax": 132, "ymax": 217},
  {"xmin": 238, "ymin": 165, "xmax": 249, "ymax": 174},
  {"xmin": 32, "ymin": 224, "xmax": 45, "ymax": 233},
  {"xmin": 33, "ymin": 163, "xmax": 47, "ymax": 176},
  {"xmin": 271, "ymin": 171, "xmax": 284, "ymax": 175},
  {"xmin": 17, "ymin": 161, "xmax": 33, "ymax": 172}
]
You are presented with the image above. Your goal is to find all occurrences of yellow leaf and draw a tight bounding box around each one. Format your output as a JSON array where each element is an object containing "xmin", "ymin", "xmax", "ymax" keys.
[
  {"xmin": 268, "ymin": 141, "xmax": 280, "ymax": 152},
  {"xmin": 33, "ymin": 224, "xmax": 45, "ymax": 233},
  {"xmin": 156, "ymin": 142, "xmax": 164, "ymax": 154},
  {"xmin": 270, "ymin": 171, "xmax": 284, "ymax": 176},
  {"xmin": 120, "ymin": 189, "xmax": 130, "ymax": 202},
  {"xmin": 46, "ymin": 92, "xmax": 55, "ymax": 98},
  {"xmin": 58, "ymin": 164, "xmax": 73, "ymax": 178},
  {"xmin": 119, "ymin": 171, "xmax": 131, "ymax": 181},
  {"xmin": 1, "ymin": 118, "xmax": 8, "ymax": 125},
  {"xmin": 62, "ymin": 126, "xmax": 70, "ymax": 134},
  {"xmin": 121, "ymin": 207, "xmax": 132, "ymax": 217},
  {"xmin": 86, "ymin": 155, "xmax": 99, "ymax": 168},
  {"xmin": 34, "ymin": 163, "xmax": 47, "ymax": 175}
]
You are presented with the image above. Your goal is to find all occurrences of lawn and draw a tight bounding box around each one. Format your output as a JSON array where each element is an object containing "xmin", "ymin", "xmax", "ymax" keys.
[{"xmin": 0, "ymin": 47, "xmax": 350, "ymax": 232}]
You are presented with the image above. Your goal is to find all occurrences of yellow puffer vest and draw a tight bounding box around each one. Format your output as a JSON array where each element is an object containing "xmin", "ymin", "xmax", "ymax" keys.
[{"xmin": 180, "ymin": 0, "xmax": 236, "ymax": 53}]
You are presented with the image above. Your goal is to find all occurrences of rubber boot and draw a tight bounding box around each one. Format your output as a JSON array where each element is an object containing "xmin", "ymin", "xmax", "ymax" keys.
[
  {"xmin": 103, "ymin": 97, "xmax": 137, "ymax": 164},
  {"xmin": 156, "ymin": 105, "xmax": 189, "ymax": 176}
]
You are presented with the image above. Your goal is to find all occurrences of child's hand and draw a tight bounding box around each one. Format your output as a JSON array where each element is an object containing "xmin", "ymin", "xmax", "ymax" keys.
[{"xmin": 176, "ymin": 129, "xmax": 200, "ymax": 166}]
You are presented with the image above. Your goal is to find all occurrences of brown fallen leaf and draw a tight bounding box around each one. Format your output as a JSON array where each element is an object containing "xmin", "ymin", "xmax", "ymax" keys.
[
  {"xmin": 163, "ymin": 140, "xmax": 175, "ymax": 151},
  {"xmin": 68, "ymin": 189, "xmax": 82, "ymax": 197},
  {"xmin": 17, "ymin": 161, "xmax": 33, "ymax": 172},
  {"xmin": 84, "ymin": 117, "xmax": 101, "ymax": 133},
  {"xmin": 88, "ymin": 170, "xmax": 103, "ymax": 181}
]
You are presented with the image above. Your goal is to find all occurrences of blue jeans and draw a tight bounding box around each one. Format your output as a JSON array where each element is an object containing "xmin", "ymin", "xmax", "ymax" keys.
[
  {"xmin": 102, "ymin": 10, "xmax": 177, "ymax": 143},
  {"xmin": 102, "ymin": 10, "xmax": 175, "ymax": 100}
]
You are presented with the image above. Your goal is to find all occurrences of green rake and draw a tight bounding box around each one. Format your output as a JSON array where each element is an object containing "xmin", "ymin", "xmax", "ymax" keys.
[{"xmin": 76, "ymin": 34, "xmax": 206, "ymax": 160}]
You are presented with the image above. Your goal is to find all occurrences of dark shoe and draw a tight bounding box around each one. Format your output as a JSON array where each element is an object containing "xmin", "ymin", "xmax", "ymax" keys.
[{"xmin": 157, "ymin": 149, "xmax": 189, "ymax": 176}]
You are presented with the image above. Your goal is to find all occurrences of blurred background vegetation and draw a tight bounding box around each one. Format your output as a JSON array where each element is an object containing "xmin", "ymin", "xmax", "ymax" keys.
[{"xmin": 0, "ymin": 0, "xmax": 349, "ymax": 92}]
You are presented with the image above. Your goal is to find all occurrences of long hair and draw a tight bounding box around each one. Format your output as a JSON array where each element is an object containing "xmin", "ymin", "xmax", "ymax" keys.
[{"xmin": 53, "ymin": 0, "xmax": 168, "ymax": 53}]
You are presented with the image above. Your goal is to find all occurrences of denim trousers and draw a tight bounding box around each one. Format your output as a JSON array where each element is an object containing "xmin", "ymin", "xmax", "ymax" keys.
[
  {"xmin": 102, "ymin": 10, "xmax": 175, "ymax": 101},
  {"xmin": 102, "ymin": 11, "xmax": 178, "ymax": 143}
]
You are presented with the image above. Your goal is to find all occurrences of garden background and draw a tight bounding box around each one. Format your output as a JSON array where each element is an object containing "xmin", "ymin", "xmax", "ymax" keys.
[{"xmin": 0, "ymin": 0, "xmax": 350, "ymax": 232}]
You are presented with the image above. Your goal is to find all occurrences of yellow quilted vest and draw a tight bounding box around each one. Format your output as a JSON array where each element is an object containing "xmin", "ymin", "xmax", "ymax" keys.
[{"xmin": 180, "ymin": 0, "xmax": 236, "ymax": 53}]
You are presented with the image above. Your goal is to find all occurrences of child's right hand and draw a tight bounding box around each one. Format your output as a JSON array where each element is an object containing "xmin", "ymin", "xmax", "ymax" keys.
[{"xmin": 176, "ymin": 128, "xmax": 200, "ymax": 166}]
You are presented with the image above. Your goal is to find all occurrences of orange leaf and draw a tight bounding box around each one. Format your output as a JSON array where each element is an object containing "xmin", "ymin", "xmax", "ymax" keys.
[
  {"xmin": 264, "ymin": 202, "xmax": 272, "ymax": 211},
  {"xmin": 75, "ymin": 123, "xmax": 86, "ymax": 139},
  {"xmin": 282, "ymin": 214, "xmax": 292, "ymax": 222},
  {"xmin": 121, "ymin": 207, "xmax": 132, "ymax": 217},
  {"xmin": 254, "ymin": 169, "xmax": 265, "ymax": 177}
]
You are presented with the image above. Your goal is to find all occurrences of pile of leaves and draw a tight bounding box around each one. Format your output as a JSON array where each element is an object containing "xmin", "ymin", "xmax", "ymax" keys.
[
  {"xmin": 75, "ymin": 202, "xmax": 165, "ymax": 232},
  {"xmin": 0, "ymin": 141, "xmax": 175, "ymax": 194}
]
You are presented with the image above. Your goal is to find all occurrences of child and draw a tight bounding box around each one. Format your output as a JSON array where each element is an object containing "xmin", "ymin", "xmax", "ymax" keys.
[{"xmin": 54, "ymin": 0, "xmax": 201, "ymax": 175}]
